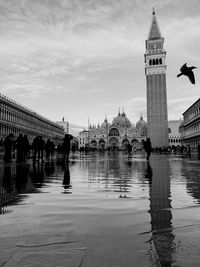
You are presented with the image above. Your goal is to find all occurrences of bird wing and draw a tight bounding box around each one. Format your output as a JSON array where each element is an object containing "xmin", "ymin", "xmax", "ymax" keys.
[
  {"xmin": 188, "ymin": 71, "xmax": 195, "ymax": 84},
  {"xmin": 180, "ymin": 63, "xmax": 187, "ymax": 72}
]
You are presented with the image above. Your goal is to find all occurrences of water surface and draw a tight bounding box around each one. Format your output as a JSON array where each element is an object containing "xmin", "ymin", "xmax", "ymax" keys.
[{"xmin": 1, "ymin": 152, "xmax": 200, "ymax": 266}]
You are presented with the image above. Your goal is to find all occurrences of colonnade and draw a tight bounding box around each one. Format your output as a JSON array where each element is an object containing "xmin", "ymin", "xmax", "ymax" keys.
[{"xmin": 0, "ymin": 94, "xmax": 64, "ymax": 143}]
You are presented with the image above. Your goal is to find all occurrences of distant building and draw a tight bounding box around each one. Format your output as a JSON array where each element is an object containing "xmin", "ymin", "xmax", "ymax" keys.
[
  {"xmin": 79, "ymin": 130, "xmax": 89, "ymax": 148},
  {"xmin": 0, "ymin": 93, "xmax": 64, "ymax": 143},
  {"xmin": 181, "ymin": 98, "xmax": 200, "ymax": 149},
  {"xmin": 56, "ymin": 117, "xmax": 69, "ymax": 134},
  {"xmin": 168, "ymin": 120, "xmax": 181, "ymax": 148},
  {"xmin": 78, "ymin": 111, "xmax": 147, "ymax": 150},
  {"xmin": 144, "ymin": 9, "xmax": 168, "ymax": 148}
]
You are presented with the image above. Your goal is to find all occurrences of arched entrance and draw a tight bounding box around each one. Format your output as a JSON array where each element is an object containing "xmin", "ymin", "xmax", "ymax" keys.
[
  {"xmin": 131, "ymin": 139, "xmax": 140, "ymax": 151},
  {"xmin": 122, "ymin": 139, "xmax": 129, "ymax": 151},
  {"xmin": 109, "ymin": 137, "xmax": 119, "ymax": 151},
  {"xmin": 90, "ymin": 140, "xmax": 97, "ymax": 150},
  {"xmin": 99, "ymin": 139, "xmax": 106, "ymax": 151},
  {"xmin": 109, "ymin": 128, "xmax": 119, "ymax": 137}
]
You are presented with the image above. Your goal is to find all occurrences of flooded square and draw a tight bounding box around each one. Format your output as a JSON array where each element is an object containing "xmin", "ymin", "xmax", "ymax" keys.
[{"xmin": 1, "ymin": 152, "xmax": 200, "ymax": 266}]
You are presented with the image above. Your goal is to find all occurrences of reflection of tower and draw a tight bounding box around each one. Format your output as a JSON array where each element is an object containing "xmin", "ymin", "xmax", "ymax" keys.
[
  {"xmin": 148, "ymin": 157, "xmax": 175, "ymax": 265},
  {"xmin": 144, "ymin": 9, "xmax": 168, "ymax": 148}
]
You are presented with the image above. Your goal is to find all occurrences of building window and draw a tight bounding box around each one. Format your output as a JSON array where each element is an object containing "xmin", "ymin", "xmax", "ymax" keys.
[{"xmin": 168, "ymin": 128, "xmax": 171, "ymax": 133}]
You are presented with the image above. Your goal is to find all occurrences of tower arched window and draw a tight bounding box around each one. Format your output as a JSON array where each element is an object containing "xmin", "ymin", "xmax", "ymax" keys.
[
  {"xmin": 159, "ymin": 58, "xmax": 162, "ymax": 64},
  {"xmin": 153, "ymin": 59, "xmax": 155, "ymax": 65},
  {"xmin": 149, "ymin": 59, "xmax": 152, "ymax": 66},
  {"xmin": 156, "ymin": 59, "xmax": 159, "ymax": 65}
]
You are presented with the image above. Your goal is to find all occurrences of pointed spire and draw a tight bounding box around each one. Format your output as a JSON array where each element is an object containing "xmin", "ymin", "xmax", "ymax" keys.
[
  {"xmin": 118, "ymin": 107, "xmax": 121, "ymax": 116},
  {"xmin": 148, "ymin": 8, "xmax": 162, "ymax": 40},
  {"xmin": 104, "ymin": 114, "xmax": 107, "ymax": 123}
]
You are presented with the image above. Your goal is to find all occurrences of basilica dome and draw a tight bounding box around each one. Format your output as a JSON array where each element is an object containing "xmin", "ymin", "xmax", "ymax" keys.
[
  {"xmin": 112, "ymin": 111, "xmax": 132, "ymax": 128},
  {"xmin": 101, "ymin": 118, "xmax": 111, "ymax": 129},
  {"xmin": 136, "ymin": 115, "xmax": 147, "ymax": 136},
  {"xmin": 136, "ymin": 115, "xmax": 147, "ymax": 129}
]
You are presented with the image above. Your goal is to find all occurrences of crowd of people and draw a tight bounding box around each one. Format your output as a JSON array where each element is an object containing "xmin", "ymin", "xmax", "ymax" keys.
[
  {"xmin": 0, "ymin": 133, "xmax": 75, "ymax": 163},
  {"xmin": 0, "ymin": 133, "xmax": 196, "ymax": 164}
]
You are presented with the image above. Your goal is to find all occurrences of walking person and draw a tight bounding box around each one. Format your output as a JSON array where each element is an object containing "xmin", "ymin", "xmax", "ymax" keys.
[
  {"xmin": 3, "ymin": 133, "xmax": 14, "ymax": 162},
  {"xmin": 32, "ymin": 136, "xmax": 39, "ymax": 162},
  {"xmin": 38, "ymin": 136, "xmax": 45, "ymax": 162},
  {"xmin": 144, "ymin": 138, "xmax": 152, "ymax": 161},
  {"xmin": 23, "ymin": 135, "xmax": 30, "ymax": 160},
  {"xmin": 62, "ymin": 134, "xmax": 73, "ymax": 163},
  {"xmin": 16, "ymin": 133, "xmax": 24, "ymax": 162},
  {"xmin": 45, "ymin": 139, "xmax": 51, "ymax": 160}
]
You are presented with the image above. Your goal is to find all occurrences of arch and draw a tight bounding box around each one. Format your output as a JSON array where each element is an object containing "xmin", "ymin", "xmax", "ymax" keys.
[
  {"xmin": 109, "ymin": 137, "xmax": 119, "ymax": 150},
  {"xmin": 156, "ymin": 58, "xmax": 159, "ymax": 65},
  {"xmin": 90, "ymin": 140, "xmax": 97, "ymax": 147},
  {"xmin": 153, "ymin": 59, "xmax": 155, "ymax": 65},
  {"xmin": 159, "ymin": 58, "xmax": 162, "ymax": 64},
  {"xmin": 99, "ymin": 139, "xmax": 105, "ymax": 150},
  {"xmin": 149, "ymin": 59, "xmax": 152, "ymax": 66},
  {"xmin": 109, "ymin": 128, "xmax": 119, "ymax": 136},
  {"xmin": 131, "ymin": 139, "xmax": 139, "ymax": 144},
  {"xmin": 122, "ymin": 139, "xmax": 129, "ymax": 150}
]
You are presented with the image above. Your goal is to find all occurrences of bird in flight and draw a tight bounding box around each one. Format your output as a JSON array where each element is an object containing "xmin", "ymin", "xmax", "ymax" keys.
[{"xmin": 177, "ymin": 63, "xmax": 197, "ymax": 84}]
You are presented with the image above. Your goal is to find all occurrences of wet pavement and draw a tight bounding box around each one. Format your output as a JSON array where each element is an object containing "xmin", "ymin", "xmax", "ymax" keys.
[{"xmin": 1, "ymin": 152, "xmax": 200, "ymax": 266}]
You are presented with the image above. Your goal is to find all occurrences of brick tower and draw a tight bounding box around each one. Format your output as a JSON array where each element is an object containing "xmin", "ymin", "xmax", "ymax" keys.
[{"xmin": 144, "ymin": 9, "xmax": 168, "ymax": 148}]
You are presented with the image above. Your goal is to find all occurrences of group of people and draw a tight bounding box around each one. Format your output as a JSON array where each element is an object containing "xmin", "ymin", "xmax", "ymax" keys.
[
  {"xmin": 1, "ymin": 133, "xmax": 56, "ymax": 163},
  {"xmin": 32, "ymin": 136, "xmax": 55, "ymax": 162},
  {"xmin": 1, "ymin": 132, "xmax": 153, "ymax": 163},
  {"xmin": 125, "ymin": 138, "xmax": 152, "ymax": 160}
]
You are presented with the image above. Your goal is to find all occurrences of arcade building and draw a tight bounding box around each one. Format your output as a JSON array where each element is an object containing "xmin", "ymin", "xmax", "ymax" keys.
[
  {"xmin": 78, "ymin": 111, "xmax": 147, "ymax": 150},
  {"xmin": 0, "ymin": 93, "xmax": 64, "ymax": 144}
]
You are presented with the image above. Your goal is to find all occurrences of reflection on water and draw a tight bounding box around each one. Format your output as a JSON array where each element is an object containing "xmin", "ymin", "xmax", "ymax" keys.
[
  {"xmin": 1, "ymin": 152, "xmax": 200, "ymax": 265},
  {"xmin": 62, "ymin": 163, "xmax": 71, "ymax": 193},
  {"xmin": 148, "ymin": 158, "xmax": 175, "ymax": 266},
  {"xmin": 0, "ymin": 161, "xmax": 64, "ymax": 214}
]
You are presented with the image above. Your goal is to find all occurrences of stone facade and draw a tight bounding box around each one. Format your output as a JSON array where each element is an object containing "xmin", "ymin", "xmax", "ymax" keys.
[
  {"xmin": 181, "ymin": 98, "xmax": 200, "ymax": 149},
  {"xmin": 0, "ymin": 93, "xmax": 64, "ymax": 143},
  {"xmin": 78, "ymin": 111, "xmax": 147, "ymax": 150},
  {"xmin": 144, "ymin": 9, "xmax": 168, "ymax": 148},
  {"xmin": 168, "ymin": 120, "xmax": 181, "ymax": 147}
]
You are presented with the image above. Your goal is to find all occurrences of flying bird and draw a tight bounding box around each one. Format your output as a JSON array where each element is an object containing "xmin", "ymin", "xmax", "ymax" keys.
[{"xmin": 177, "ymin": 63, "xmax": 197, "ymax": 84}]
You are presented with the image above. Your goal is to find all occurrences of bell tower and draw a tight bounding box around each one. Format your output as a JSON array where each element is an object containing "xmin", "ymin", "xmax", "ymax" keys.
[{"xmin": 144, "ymin": 8, "xmax": 168, "ymax": 148}]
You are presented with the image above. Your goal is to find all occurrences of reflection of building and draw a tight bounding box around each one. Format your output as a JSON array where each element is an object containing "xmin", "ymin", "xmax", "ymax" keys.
[
  {"xmin": 78, "ymin": 111, "xmax": 147, "ymax": 150},
  {"xmin": 145, "ymin": 9, "xmax": 168, "ymax": 148},
  {"xmin": 168, "ymin": 120, "xmax": 181, "ymax": 148},
  {"xmin": 181, "ymin": 98, "xmax": 200, "ymax": 149},
  {"xmin": 148, "ymin": 158, "xmax": 175, "ymax": 265},
  {"xmin": 0, "ymin": 93, "xmax": 64, "ymax": 143}
]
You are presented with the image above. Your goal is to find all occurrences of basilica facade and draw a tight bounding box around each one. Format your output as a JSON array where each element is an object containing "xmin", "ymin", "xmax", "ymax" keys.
[{"xmin": 78, "ymin": 111, "xmax": 147, "ymax": 150}]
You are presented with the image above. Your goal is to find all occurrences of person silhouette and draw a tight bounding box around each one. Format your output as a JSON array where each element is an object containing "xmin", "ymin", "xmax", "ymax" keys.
[
  {"xmin": 144, "ymin": 138, "xmax": 152, "ymax": 161},
  {"xmin": 62, "ymin": 134, "xmax": 73, "ymax": 163}
]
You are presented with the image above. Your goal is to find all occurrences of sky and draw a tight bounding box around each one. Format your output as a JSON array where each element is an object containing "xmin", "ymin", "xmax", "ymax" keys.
[{"xmin": 0, "ymin": 0, "xmax": 200, "ymax": 129}]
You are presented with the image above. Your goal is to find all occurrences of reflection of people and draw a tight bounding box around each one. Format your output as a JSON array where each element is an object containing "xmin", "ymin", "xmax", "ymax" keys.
[
  {"xmin": 63, "ymin": 164, "xmax": 71, "ymax": 191},
  {"xmin": 145, "ymin": 162, "xmax": 153, "ymax": 184},
  {"xmin": 144, "ymin": 138, "xmax": 152, "ymax": 161}
]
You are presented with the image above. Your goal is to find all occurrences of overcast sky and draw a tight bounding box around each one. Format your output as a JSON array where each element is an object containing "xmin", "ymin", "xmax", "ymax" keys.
[{"xmin": 0, "ymin": 0, "xmax": 200, "ymax": 127}]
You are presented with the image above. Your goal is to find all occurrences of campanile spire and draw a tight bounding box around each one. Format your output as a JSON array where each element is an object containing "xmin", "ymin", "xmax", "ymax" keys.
[{"xmin": 144, "ymin": 10, "xmax": 168, "ymax": 148}]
